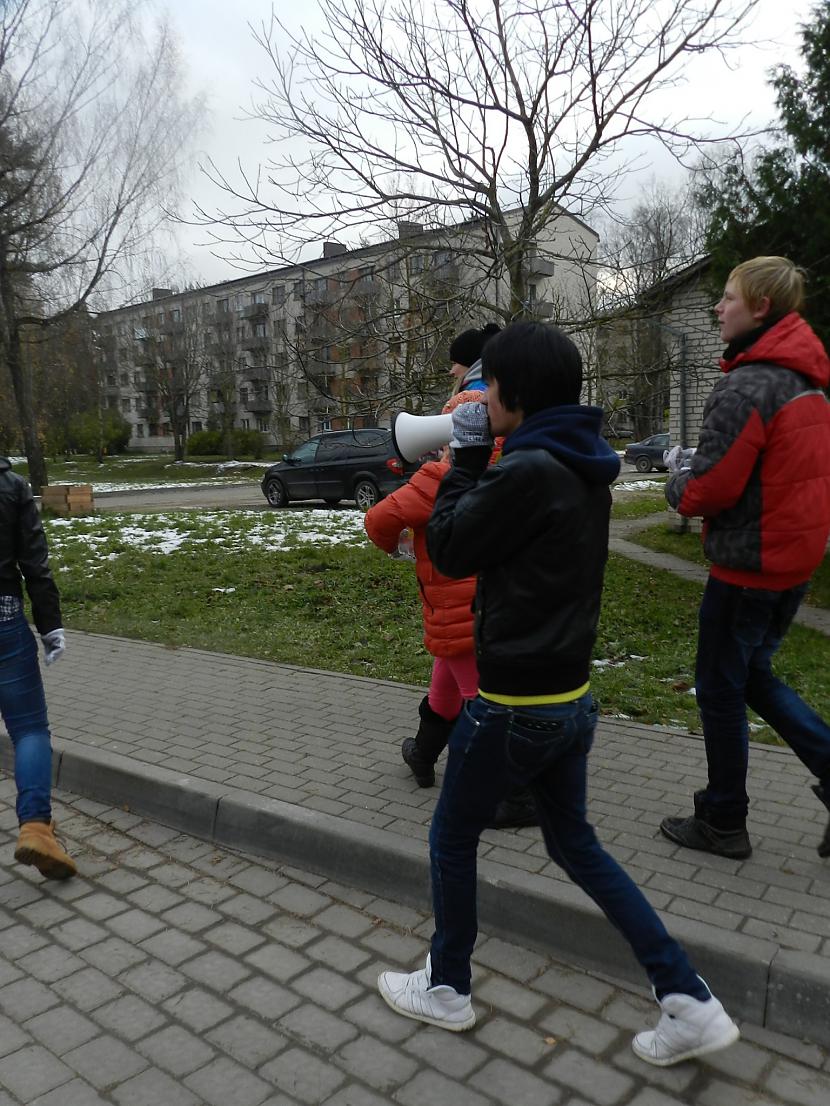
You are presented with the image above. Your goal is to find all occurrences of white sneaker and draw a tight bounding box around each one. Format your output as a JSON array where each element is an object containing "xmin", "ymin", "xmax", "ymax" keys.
[
  {"xmin": 632, "ymin": 989, "xmax": 740, "ymax": 1066},
  {"xmin": 377, "ymin": 954, "xmax": 476, "ymax": 1032}
]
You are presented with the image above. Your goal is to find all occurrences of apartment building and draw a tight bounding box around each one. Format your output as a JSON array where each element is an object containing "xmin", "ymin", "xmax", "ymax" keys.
[{"xmin": 95, "ymin": 211, "xmax": 598, "ymax": 453}]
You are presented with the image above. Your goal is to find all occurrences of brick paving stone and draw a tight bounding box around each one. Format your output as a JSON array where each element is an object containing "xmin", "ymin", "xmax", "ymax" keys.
[
  {"xmin": 163, "ymin": 987, "xmax": 234, "ymax": 1031},
  {"xmin": 0, "ymin": 1013, "xmax": 30, "ymax": 1059},
  {"xmin": 137, "ymin": 1024, "xmax": 216, "ymax": 1077},
  {"xmin": 291, "ymin": 966, "xmax": 363, "ymax": 1011},
  {"xmin": 139, "ymin": 929, "xmax": 206, "ymax": 966},
  {"xmin": 278, "ymin": 1002, "xmax": 358, "ymax": 1053},
  {"xmin": 0, "ymin": 977, "xmax": 60, "ymax": 1020},
  {"xmin": 404, "ymin": 1028, "xmax": 489, "ymax": 1079},
  {"xmin": 305, "ymin": 934, "xmax": 371, "ymax": 974},
  {"xmin": 228, "ymin": 976, "xmax": 301, "ymax": 1021},
  {"xmin": 205, "ymin": 920, "xmax": 266, "ymax": 956},
  {"xmin": 470, "ymin": 1058, "xmax": 562, "ymax": 1106},
  {"xmin": 92, "ymin": 993, "xmax": 167, "ymax": 1041},
  {"xmin": 0, "ymin": 1039, "xmax": 74, "ymax": 1101},
  {"xmin": 184, "ymin": 1056, "xmax": 272, "ymax": 1106},
  {"xmin": 206, "ymin": 1015, "xmax": 288, "ymax": 1068},
  {"xmin": 697, "ymin": 1080, "xmax": 781, "ymax": 1106},
  {"xmin": 259, "ymin": 1047, "xmax": 346, "ymax": 1104},
  {"xmin": 321, "ymin": 1085, "xmax": 393, "ymax": 1106},
  {"xmin": 50, "ymin": 917, "xmax": 108, "ymax": 952},
  {"xmin": 244, "ymin": 942, "xmax": 311, "ymax": 982},
  {"xmin": 395, "ymin": 1070, "xmax": 492, "ymax": 1106},
  {"xmin": 111, "ymin": 1066, "xmax": 202, "ymax": 1106},
  {"xmin": 533, "ymin": 965, "xmax": 617, "ymax": 1013},
  {"xmin": 52, "ymin": 966, "xmax": 123, "ymax": 1011},
  {"xmin": 17, "ymin": 944, "xmax": 86, "ymax": 983},
  {"xmin": 341, "ymin": 994, "xmax": 421, "ymax": 1044},
  {"xmin": 28, "ymin": 1077, "xmax": 110, "ymax": 1106},
  {"xmin": 475, "ymin": 1016, "xmax": 558, "ymax": 1066},
  {"xmin": 336, "ymin": 1035, "xmax": 419, "ymax": 1093},
  {"xmin": 545, "ymin": 1049, "xmax": 635, "ymax": 1106},
  {"xmin": 540, "ymin": 1006, "xmax": 624, "ymax": 1054},
  {"xmin": 763, "ymin": 1058, "xmax": 830, "ymax": 1106},
  {"xmin": 62, "ymin": 1034, "xmax": 148, "ymax": 1089},
  {"xmin": 119, "ymin": 959, "xmax": 187, "ymax": 1003},
  {"xmin": 180, "ymin": 948, "xmax": 252, "ymax": 991},
  {"xmin": 24, "ymin": 1006, "xmax": 100, "ymax": 1056}
]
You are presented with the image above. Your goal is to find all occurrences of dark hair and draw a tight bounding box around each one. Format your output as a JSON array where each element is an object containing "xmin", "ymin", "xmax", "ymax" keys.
[{"xmin": 481, "ymin": 322, "xmax": 582, "ymax": 414}]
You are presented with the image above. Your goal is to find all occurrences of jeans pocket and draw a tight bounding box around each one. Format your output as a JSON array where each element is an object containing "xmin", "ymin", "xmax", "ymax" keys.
[{"xmin": 505, "ymin": 713, "xmax": 577, "ymax": 775}]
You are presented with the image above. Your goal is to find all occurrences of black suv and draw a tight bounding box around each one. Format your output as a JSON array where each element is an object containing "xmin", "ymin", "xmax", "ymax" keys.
[{"xmin": 261, "ymin": 428, "xmax": 418, "ymax": 510}]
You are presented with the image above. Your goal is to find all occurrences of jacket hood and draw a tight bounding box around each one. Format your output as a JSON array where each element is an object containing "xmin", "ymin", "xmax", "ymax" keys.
[
  {"xmin": 721, "ymin": 312, "xmax": 830, "ymax": 388},
  {"xmin": 0, "ymin": 458, "xmax": 10, "ymax": 473},
  {"xmin": 502, "ymin": 405, "xmax": 620, "ymax": 485}
]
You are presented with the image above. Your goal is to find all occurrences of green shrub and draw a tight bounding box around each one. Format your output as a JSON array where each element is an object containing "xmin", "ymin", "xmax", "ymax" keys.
[
  {"xmin": 186, "ymin": 428, "xmax": 265, "ymax": 459},
  {"xmin": 66, "ymin": 411, "xmax": 131, "ymax": 455}
]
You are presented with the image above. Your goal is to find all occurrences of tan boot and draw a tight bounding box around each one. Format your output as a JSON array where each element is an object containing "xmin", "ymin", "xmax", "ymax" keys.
[{"xmin": 14, "ymin": 820, "xmax": 76, "ymax": 880}]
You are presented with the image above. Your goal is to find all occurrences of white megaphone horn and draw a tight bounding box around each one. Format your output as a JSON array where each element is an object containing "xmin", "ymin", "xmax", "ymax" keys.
[{"xmin": 391, "ymin": 410, "xmax": 454, "ymax": 463}]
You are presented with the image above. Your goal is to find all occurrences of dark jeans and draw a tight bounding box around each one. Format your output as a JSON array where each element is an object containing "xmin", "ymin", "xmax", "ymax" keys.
[
  {"xmin": 428, "ymin": 693, "xmax": 706, "ymax": 1000},
  {"xmin": 0, "ymin": 609, "xmax": 53, "ymax": 825},
  {"xmin": 695, "ymin": 577, "xmax": 830, "ymax": 827}
]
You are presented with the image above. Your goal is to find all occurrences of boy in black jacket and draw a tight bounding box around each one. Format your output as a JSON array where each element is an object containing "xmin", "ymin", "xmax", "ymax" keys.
[{"xmin": 377, "ymin": 323, "xmax": 738, "ymax": 1066}]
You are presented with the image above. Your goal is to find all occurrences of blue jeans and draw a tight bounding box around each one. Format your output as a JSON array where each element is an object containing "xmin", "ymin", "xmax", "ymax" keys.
[
  {"xmin": 428, "ymin": 693, "xmax": 706, "ymax": 1000},
  {"xmin": 695, "ymin": 577, "xmax": 830, "ymax": 827},
  {"xmin": 0, "ymin": 608, "xmax": 53, "ymax": 824}
]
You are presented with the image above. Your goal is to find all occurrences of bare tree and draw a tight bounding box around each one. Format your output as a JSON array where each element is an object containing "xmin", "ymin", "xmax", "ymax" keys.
[
  {"xmin": 199, "ymin": 0, "xmax": 756, "ymax": 330},
  {"xmin": 0, "ymin": 0, "xmax": 203, "ymax": 491},
  {"xmin": 138, "ymin": 304, "xmax": 209, "ymax": 461}
]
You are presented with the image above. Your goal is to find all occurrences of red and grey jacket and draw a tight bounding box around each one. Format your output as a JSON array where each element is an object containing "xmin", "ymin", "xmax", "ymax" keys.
[{"xmin": 666, "ymin": 313, "xmax": 830, "ymax": 590}]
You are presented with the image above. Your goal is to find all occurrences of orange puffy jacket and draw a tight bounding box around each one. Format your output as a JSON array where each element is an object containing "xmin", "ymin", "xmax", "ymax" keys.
[{"xmin": 364, "ymin": 461, "xmax": 475, "ymax": 657}]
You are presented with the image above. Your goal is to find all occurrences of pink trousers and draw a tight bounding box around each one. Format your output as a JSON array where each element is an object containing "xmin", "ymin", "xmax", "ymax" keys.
[{"xmin": 428, "ymin": 652, "xmax": 479, "ymax": 720}]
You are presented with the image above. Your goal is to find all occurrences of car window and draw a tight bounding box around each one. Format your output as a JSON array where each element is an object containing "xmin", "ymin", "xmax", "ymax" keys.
[
  {"xmin": 288, "ymin": 438, "xmax": 319, "ymax": 463},
  {"xmin": 349, "ymin": 431, "xmax": 390, "ymax": 453},
  {"xmin": 317, "ymin": 437, "xmax": 349, "ymax": 461},
  {"xmin": 654, "ymin": 433, "xmax": 669, "ymax": 447}
]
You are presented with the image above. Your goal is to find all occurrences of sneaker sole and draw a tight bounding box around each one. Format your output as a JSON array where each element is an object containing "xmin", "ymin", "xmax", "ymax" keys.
[
  {"xmin": 14, "ymin": 846, "xmax": 76, "ymax": 880},
  {"xmin": 377, "ymin": 975, "xmax": 476, "ymax": 1032},
  {"xmin": 632, "ymin": 1021, "xmax": 741, "ymax": 1067},
  {"xmin": 659, "ymin": 821, "xmax": 752, "ymax": 860}
]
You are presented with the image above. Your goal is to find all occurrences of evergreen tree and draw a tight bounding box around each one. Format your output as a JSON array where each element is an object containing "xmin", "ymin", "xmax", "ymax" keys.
[{"xmin": 698, "ymin": 5, "xmax": 830, "ymax": 343}]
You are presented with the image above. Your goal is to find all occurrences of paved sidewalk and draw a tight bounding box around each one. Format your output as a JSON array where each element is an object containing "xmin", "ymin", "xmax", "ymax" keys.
[
  {"xmin": 2, "ymin": 787, "xmax": 829, "ymax": 1106},
  {"xmin": 3, "ymin": 630, "xmax": 830, "ymax": 1048}
]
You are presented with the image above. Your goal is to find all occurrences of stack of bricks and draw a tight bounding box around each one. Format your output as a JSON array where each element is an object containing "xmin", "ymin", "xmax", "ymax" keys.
[{"xmin": 39, "ymin": 483, "xmax": 94, "ymax": 516}]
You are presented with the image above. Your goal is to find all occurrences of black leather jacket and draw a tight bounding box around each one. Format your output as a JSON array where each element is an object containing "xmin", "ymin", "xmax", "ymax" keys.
[
  {"xmin": 427, "ymin": 413, "xmax": 615, "ymax": 699},
  {"xmin": 0, "ymin": 458, "xmax": 62, "ymax": 634}
]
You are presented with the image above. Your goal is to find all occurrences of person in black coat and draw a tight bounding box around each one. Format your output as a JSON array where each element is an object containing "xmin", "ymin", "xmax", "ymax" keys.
[{"xmin": 0, "ymin": 458, "xmax": 75, "ymax": 878}]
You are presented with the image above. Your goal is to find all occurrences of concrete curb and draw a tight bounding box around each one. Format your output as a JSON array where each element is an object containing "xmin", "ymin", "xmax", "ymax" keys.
[{"xmin": 6, "ymin": 735, "xmax": 828, "ymax": 1048}]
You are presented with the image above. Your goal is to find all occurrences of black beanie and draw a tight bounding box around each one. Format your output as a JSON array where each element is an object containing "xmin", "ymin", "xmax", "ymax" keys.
[{"xmin": 449, "ymin": 322, "xmax": 501, "ymax": 368}]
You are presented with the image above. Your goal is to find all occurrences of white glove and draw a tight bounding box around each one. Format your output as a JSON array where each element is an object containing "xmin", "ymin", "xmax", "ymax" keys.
[
  {"xmin": 449, "ymin": 402, "xmax": 493, "ymax": 449},
  {"xmin": 664, "ymin": 445, "xmax": 696, "ymax": 474},
  {"xmin": 41, "ymin": 629, "xmax": 66, "ymax": 666}
]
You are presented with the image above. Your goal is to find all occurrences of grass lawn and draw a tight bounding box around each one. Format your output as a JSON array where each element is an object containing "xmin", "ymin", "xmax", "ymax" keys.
[
  {"xmin": 43, "ymin": 509, "xmax": 830, "ymax": 743},
  {"xmin": 9, "ymin": 454, "xmax": 269, "ymax": 488},
  {"xmin": 635, "ymin": 523, "xmax": 830, "ymax": 609}
]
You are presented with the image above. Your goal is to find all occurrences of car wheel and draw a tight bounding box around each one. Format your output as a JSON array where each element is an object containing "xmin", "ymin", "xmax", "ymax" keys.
[
  {"xmin": 264, "ymin": 478, "xmax": 288, "ymax": 507},
  {"xmin": 323, "ymin": 498, "xmax": 341, "ymax": 507},
  {"xmin": 635, "ymin": 456, "xmax": 652, "ymax": 473},
  {"xmin": 354, "ymin": 479, "xmax": 379, "ymax": 510}
]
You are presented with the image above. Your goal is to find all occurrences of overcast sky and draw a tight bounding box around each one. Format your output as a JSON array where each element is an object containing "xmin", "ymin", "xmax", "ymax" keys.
[{"xmin": 165, "ymin": 0, "xmax": 817, "ymax": 287}]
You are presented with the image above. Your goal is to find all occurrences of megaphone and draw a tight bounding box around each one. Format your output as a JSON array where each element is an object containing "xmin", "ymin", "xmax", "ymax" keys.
[{"xmin": 391, "ymin": 411, "xmax": 454, "ymax": 462}]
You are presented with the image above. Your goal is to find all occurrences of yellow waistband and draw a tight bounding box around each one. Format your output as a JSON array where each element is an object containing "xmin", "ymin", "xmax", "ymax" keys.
[{"xmin": 479, "ymin": 681, "xmax": 590, "ymax": 706}]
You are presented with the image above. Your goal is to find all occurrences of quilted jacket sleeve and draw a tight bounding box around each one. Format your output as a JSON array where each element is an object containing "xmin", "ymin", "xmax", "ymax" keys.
[
  {"xmin": 16, "ymin": 478, "xmax": 63, "ymax": 635},
  {"xmin": 364, "ymin": 464, "xmax": 443, "ymax": 553},
  {"xmin": 666, "ymin": 373, "xmax": 766, "ymax": 518}
]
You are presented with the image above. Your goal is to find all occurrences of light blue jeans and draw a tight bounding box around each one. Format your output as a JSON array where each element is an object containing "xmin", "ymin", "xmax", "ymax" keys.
[{"xmin": 0, "ymin": 605, "xmax": 53, "ymax": 824}]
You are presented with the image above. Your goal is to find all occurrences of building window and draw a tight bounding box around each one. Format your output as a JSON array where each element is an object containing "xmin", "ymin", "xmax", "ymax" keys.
[
  {"xmin": 218, "ymin": 298, "xmax": 229, "ymax": 314},
  {"xmin": 241, "ymin": 418, "xmax": 250, "ymax": 430},
  {"xmin": 136, "ymin": 424, "xmax": 144, "ymax": 437},
  {"xmin": 149, "ymin": 423, "xmax": 159, "ymax": 437},
  {"xmin": 107, "ymin": 373, "xmax": 117, "ymax": 387},
  {"xmin": 121, "ymin": 398, "xmax": 131, "ymax": 412},
  {"xmin": 253, "ymin": 291, "xmax": 267, "ymax": 304},
  {"xmin": 272, "ymin": 286, "xmax": 285, "ymax": 306},
  {"xmin": 171, "ymin": 308, "xmax": 181, "ymax": 322},
  {"xmin": 292, "ymin": 279, "xmax": 304, "ymax": 297},
  {"xmin": 191, "ymin": 421, "xmax": 203, "ymax": 433},
  {"xmin": 108, "ymin": 396, "xmax": 118, "ymax": 409},
  {"xmin": 162, "ymin": 422, "xmax": 172, "ymax": 436},
  {"xmin": 236, "ymin": 294, "xmax": 246, "ymax": 310},
  {"xmin": 257, "ymin": 418, "xmax": 269, "ymax": 432},
  {"xmin": 298, "ymin": 416, "xmax": 309, "ymax": 435},
  {"xmin": 254, "ymin": 321, "xmax": 267, "ymax": 338},
  {"xmin": 120, "ymin": 373, "xmax": 129, "ymax": 386},
  {"xmin": 240, "ymin": 387, "xmax": 249, "ymax": 403}
]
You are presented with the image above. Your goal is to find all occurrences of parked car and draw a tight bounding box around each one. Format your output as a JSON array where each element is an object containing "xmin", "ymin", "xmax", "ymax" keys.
[
  {"xmin": 261, "ymin": 428, "xmax": 419, "ymax": 510},
  {"xmin": 624, "ymin": 432, "xmax": 671, "ymax": 473}
]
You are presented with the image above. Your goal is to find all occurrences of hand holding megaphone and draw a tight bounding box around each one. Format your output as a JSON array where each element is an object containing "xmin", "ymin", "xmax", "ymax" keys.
[{"xmin": 448, "ymin": 398, "xmax": 493, "ymax": 450}]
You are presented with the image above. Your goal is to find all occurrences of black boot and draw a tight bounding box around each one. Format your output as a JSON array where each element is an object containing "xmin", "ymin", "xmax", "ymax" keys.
[
  {"xmin": 660, "ymin": 790, "xmax": 752, "ymax": 859},
  {"xmin": 812, "ymin": 784, "xmax": 830, "ymax": 858},
  {"xmin": 401, "ymin": 697, "xmax": 455, "ymax": 788},
  {"xmin": 487, "ymin": 787, "xmax": 539, "ymax": 829}
]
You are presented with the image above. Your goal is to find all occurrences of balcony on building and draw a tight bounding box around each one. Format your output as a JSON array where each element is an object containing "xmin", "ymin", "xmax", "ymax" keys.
[
  {"xmin": 241, "ymin": 334, "xmax": 270, "ymax": 352},
  {"xmin": 526, "ymin": 250, "xmax": 556, "ymax": 277},
  {"xmin": 246, "ymin": 365, "xmax": 270, "ymax": 383},
  {"xmin": 245, "ymin": 397, "xmax": 273, "ymax": 414},
  {"xmin": 242, "ymin": 301, "xmax": 269, "ymax": 320}
]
